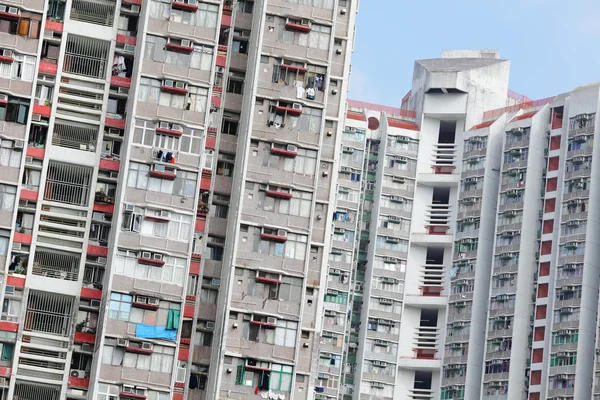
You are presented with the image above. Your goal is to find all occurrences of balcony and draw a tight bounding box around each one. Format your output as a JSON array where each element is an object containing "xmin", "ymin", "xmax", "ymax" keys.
[
  {"xmin": 44, "ymin": 162, "xmax": 93, "ymax": 206},
  {"xmin": 70, "ymin": 0, "xmax": 116, "ymax": 26},
  {"xmin": 413, "ymin": 326, "xmax": 441, "ymax": 358},
  {"xmin": 52, "ymin": 122, "xmax": 98, "ymax": 152},
  {"xmin": 430, "ymin": 144, "xmax": 458, "ymax": 174},
  {"xmin": 24, "ymin": 291, "xmax": 74, "ymax": 337},
  {"xmin": 64, "ymin": 35, "xmax": 111, "ymax": 78},
  {"xmin": 32, "ymin": 250, "xmax": 80, "ymax": 281}
]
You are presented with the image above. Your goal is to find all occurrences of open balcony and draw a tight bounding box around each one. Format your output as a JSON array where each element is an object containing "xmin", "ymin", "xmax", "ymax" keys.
[
  {"xmin": 14, "ymin": 381, "xmax": 61, "ymax": 400},
  {"xmin": 44, "ymin": 162, "xmax": 93, "ymax": 207},
  {"xmin": 70, "ymin": 0, "xmax": 116, "ymax": 26},
  {"xmin": 64, "ymin": 35, "xmax": 111, "ymax": 79},
  {"xmin": 52, "ymin": 122, "xmax": 98, "ymax": 152},
  {"xmin": 24, "ymin": 291, "xmax": 74, "ymax": 337},
  {"xmin": 32, "ymin": 250, "xmax": 80, "ymax": 281}
]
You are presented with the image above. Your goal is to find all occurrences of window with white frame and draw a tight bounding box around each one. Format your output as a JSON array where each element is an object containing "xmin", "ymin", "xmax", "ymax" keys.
[
  {"xmin": 0, "ymin": 54, "xmax": 35, "ymax": 82},
  {"xmin": 285, "ymin": 0, "xmax": 334, "ymax": 8},
  {"xmin": 138, "ymin": 77, "xmax": 161, "ymax": 104},
  {"xmin": 188, "ymin": 86, "xmax": 209, "ymax": 113},
  {"xmin": 289, "ymin": 107, "xmax": 322, "ymax": 133},
  {"xmin": 97, "ymin": 383, "xmax": 120, "ymax": 400},
  {"xmin": 275, "ymin": 320, "xmax": 298, "ymax": 347},
  {"xmin": 0, "ymin": 140, "xmax": 21, "ymax": 168},
  {"xmin": 0, "ymin": 184, "xmax": 16, "ymax": 211},
  {"xmin": 114, "ymin": 250, "xmax": 185, "ymax": 285},
  {"xmin": 144, "ymin": 35, "xmax": 214, "ymax": 71},
  {"xmin": 200, "ymin": 287, "xmax": 218, "ymax": 304},
  {"xmin": 127, "ymin": 162, "xmax": 197, "ymax": 197},
  {"xmin": 147, "ymin": 390, "xmax": 170, "ymax": 400}
]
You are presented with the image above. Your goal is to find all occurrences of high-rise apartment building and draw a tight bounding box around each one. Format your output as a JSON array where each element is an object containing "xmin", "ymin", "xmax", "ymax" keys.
[
  {"xmin": 0, "ymin": 0, "xmax": 358, "ymax": 399},
  {"xmin": 334, "ymin": 50, "xmax": 600, "ymax": 400}
]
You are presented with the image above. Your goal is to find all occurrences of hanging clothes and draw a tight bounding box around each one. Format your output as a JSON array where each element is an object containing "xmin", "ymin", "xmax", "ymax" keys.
[
  {"xmin": 189, "ymin": 374, "xmax": 199, "ymax": 389},
  {"xmin": 296, "ymin": 85, "xmax": 305, "ymax": 99},
  {"xmin": 306, "ymin": 87, "xmax": 315, "ymax": 100},
  {"xmin": 166, "ymin": 309, "xmax": 181, "ymax": 330},
  {"xmin": 316, "ymin": 75, "xmax": 324, "ymax": 91}
]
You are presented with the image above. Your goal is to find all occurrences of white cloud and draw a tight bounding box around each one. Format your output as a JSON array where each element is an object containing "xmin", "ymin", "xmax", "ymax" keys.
[{"xmin": 347, "ymin": 66, "xmax": 380, "ymax": 102}]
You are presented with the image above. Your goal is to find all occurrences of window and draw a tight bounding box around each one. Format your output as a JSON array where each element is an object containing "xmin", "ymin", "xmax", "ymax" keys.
[
  {"xmin": 187, "ymin": 86, "xmax": 209, "ymax": 113},
  {"xmin": 200, "ymin": 288, "xmax": 218, "ymax": 304},
  {"xmin": 151, "ymin": 345, "xmax": 175, "ymax": 373},
  {"xmin": 227, "ymin": 77, "xmax": 244, "ymax": 94},
  {"xmin": 127, "ymin": 162, "xmax": 197, "ymax": 197},
  {"xmin": 222, "ymin": 119, "xmax": 238, "ymax": 135},
  {"xmin": 232, "ymin": 39, "xmax": 248, "ymax": 54},
  {"xmin": 138, "ymin": 77, "xmax": 161, "ymax": 104},
  {"xmin": 97, "ymin": 383, "xmax": 120, "ymax": 400},
  {"xmin": 114, "ymin": 250, "xmax": 186, "ymax": 285},
  {"xmin": 147, "ymin": 390, "xmax": 170, "ymax": 400},
  {"xmin": 282, "ymin": 148, "xmax": 317, "ymax": 175},
  {"xmin": 216, "ymin": 160, "xmax": 234, "ymax": 177},
  {"xmin": 275, "ymin": 320, "xmax": 297, "ymax": 347},
  {"xmin": 0, "ymin": 184, "xmax": 16, "ymax": 211},
  {"xmin": 108, "ymin": 293, "xmax": 132, "ymax": 320},
  {"xmin": 133, "ymin": 120, "xmax": 203, "ymax": 154},
  {"xmin": 121, "ymin": 206, "xmax": 143, "ymax": 233},
  {"xmin": 290, "ymin": 107, "xmax": 322, "ymax": 133},
  {"xmin": 0, "ymin": 11, "xmax": 41, "ymax": 38},
  {"xmin": 0, "ymin": 97, "xmax": 29, "ymax": 125},
  {"xmin": 194, "ymin": 330, "xmax": 213, "ymax": 346},
  {"xmin": 196, "ymin": 2, "xmax": 219, "ymax": 27},
  {"xmin": 0, "ymin": 54, "xmax": 35, "ymax": 82},
  {"xmin": 236, "ymin": 0, "xmax": 253, "ymax": 13},
  {"xmin": 270, "ymin": 364, "xmax": 293, "ymax": 392},
  {"xmin": 168, "ymin": 213, "xmax": 193, "ymax": 241}
]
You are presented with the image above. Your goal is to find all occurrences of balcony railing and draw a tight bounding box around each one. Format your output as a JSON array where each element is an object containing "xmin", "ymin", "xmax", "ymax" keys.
[
  {"xmin": 420, "ymin": 264, "xmax": 445, "ymax": 296},
  {"xmin": 431, "ymin": 144, "xmax": 457, "ymax": 174},
  {"xmin": 14, "ymin": 382, "xmax": 61, "ymax": 400},
  {"xmin": 24, "ymin": 291, "xmax": 74, "ymax": 337},
  {"xmin": 70, "ymin": 0, "xmax": 115, "ymax": 26},
  {"xmin": 425, "ymin": 204, "xmax": 452, "ymax": 234},
  {"xmin": 64, "ymin": 35, "xmax": 110, "ymax": 79},
  {"xmin": 52, "ymin": 122, "xmax": 98, "ymax": 151},
  {"xmin": 32, "ymin": 250, "xmax": 80, "ymax": 281},
  {"xmin": 44, "ymin": 162, "xmax": 93, "ymax": 206}
]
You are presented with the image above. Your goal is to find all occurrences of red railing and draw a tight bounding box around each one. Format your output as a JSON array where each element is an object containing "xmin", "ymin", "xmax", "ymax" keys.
[{"xmin": 483, "ymin": 96, "xmax": 555, "ymax": 120}]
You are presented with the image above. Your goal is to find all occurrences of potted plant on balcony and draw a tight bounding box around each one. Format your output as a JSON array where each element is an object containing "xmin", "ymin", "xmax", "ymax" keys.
[
  {"xmin": 198, "ymin": 202, "xmax": 209, "ymax": 213},
  {"xmin": 76, "ymin": 318, "xmax": 89, "ymax": 333}
]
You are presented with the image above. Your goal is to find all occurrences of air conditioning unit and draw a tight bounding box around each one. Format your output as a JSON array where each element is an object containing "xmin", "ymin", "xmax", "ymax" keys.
[
  {"xmin": 171, "ymin": 124, "xmax": 183, "ymax": 132},
  {"xmin": 181, "ymin": 39, "xmax": 191, "ymax": 47},
  {"xmin": 90, "ymin": 300, "xmax": 101, "ymax": 307},
  {"xmin": 385, "ymin": 236, "xmax": 399, "ymax": 243},
  {"xmin": 159, "ymin": 122, "xmax": 170, "ymax": 130},
  {"xmin": 277, "ymin": 229, "xmax": 287, "ymax": 237},
  {"xmin": 292, "ymin": 103, "xmax": 302, "ymax": 111},
  {"xmin": 392, "ymin": 176, "xmax": 405, "ymax": 183},
  {"xmin": 142, "ymin": 251, "xmax": 152, "ymax": 259},
  {"xmin": 82, "ymin": 343, "xmax": 94, "ymax": 352},
  {"xmin": 108, "ymin": 128, "xmax": 121, "ymax": 135},
  {"xmin": 98, "ymin": 257, "xmax": 107, "ymax": 265},
  {"xmin": 141, "ymin": 342, "xmax": 153, "ymax": 350},
  {"xmin": 510, "ymin": 127, "xmax": 524, "ymax": 135},
  {"xmin": 383, "ymin": 257, "xmax": 396, "ymax": 263},
  {"xmin": 131, "ymin": 4, "xmax": 140, "ymax": 12},
  {"xmin": 117, "ymin": 339, "xmax": 128, "ymax": 347},
  {"xmin": 300, "ymin": 18, "xmax": 311, "ymax": 26},
  {"xmin": 342, "ymin": 146, "xmax": 354, "ymax": 153},
  {"xmin": 12, "ymin": 243, "xmax": 21, "ymax": 251},
  {"xmin": 287, "ymin": 144, "xmax": 297, "ymax": 152},
  {"xmin": 31, "ymin": 114, "xmax": 41, "ymax": 122},
  {"xmin": 390, "ymin": 196, "xmax": 403, "ymax": 203},
  {"xmin": 117, "ymin": 87, "xmax": 129, "ymax": 95},
  {"xmin": 372, "ymin": 360, "xmax": 386, "ymax": 367},
  {"xmin": 160, "ymin": 210, "xmax": 170, "ymax": 218},
  {"xmin": 70, "ymin": 369, "xmax": 86, "ymax": 378},
  {"xmin": 25, "ymin": 156, "xmax": 33, "ymax": 164},
  {"xmin": 0, "ymin": 94, "xmax": 7, "ymax": 102},
  {"xmin": 13, "ymin": 140, "xmax": 24, "ymax": 149},
  {"xmin": 326, "ymin": 289, "xmax": 338, "ymax": 296},
  {"xmin": 124, "ymin": 203, "xmax": 135, "ymax": 212},
  {"xmin": 2, "ymin": 50, "xmax": 12, "ymax": 58},
  {"xmin": 266, "ymin": 317, "xmax": 277, "ymax": 324},
  {"xmin": 505, "ymin": 210, "xmax": 516, "ymax": 217},
  {"xmin": 147, "ymin": 297, "xmax": 159, "ymax": 306},
  {"xmin": 153, "ymin": 253, "xmax": 163, "ymax": 261},
  {"xmin": 211, "ymin": 278, "xmax": 220, "ymax": 286},
  {"xmin": 206, "ymin": 321, "xmax": 215, "ymax": 329},
  {"xmin": 340, "ymin": 166, "xmax": 352, "ymax": 173},
  {"xmin": 259, "ymin": 184, "xmax": 268, "ymax": 191},
  {"xmin": 123, "ymin": 45, "xmax": 135, "ymax": 53},
  {"xmin": 175, "ymin": 81, "xmax": 186, "ymax": 89},
  {"xmin": 5, "ymin": 286, "xmax": 14, "ymax": 295},
  {"xmin": 7, "ymin": 7, "xmax": 19, "ymax": 14},
  {"xmin": 164, "ymin": 79, "xmax": 174, "ymax": 87},
  {"xmin": 396, "ymin": 156, "xmax": 408, "ymax": 163},
  {"xmin": 388, "ymin": 215, "xmax": 400, "ymax": 222}
]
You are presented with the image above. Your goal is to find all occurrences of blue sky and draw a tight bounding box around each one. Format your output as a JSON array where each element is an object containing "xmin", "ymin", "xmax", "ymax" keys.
[{"xmin": 348, "ymin": 0, "xmax": 600, "ymax": 107}]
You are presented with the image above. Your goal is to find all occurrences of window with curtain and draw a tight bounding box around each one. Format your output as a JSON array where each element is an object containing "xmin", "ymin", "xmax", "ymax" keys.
[
  {"xmin": 0, "ymin": 140, "xmax": 21, "ymax": 168},
  {"xmin": 108, "ymin": 293, "xmax": 132, "ymax": 320},
  {"xmin": 200, "ymin": 288, "xmax": 218, "ymax": 303},
  {"xmin": 187, "ymin": 86, "xmax": 209, "ymax": 112},
  {"xmin": 138, "ymin": 77, "xmax": 161, "ymax": 104},
  {"xmin": 282, "ymin": 148, "xmax": 317, "ymax": 175},
  {"xmin": 0, "ymin": 54, "xmax": 36, "ymax": 82},
  {"xmin": 290, "ymin": 106, "xmax": 322, "ymax": 133},
  {"xmin": 114, "ymin": 250, "xmax": 185, "ymax": 285},
  {"xmin": 274, "ymin": 321, "xmax": 297, "ymax": 347},
  {"xmin": 0, "ymin": 184, "xmax": 16, "ymax": 211},
  {"xmin": 196, "ymin": 3, "xmax": 218, "ymax": 27},
  {"xmin": 97, "ymin": 383, "xmax": 120, "ymax": 400}
]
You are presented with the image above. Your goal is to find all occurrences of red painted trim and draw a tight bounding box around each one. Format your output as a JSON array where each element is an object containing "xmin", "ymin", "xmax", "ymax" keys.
[
  {"xmin": 280, "ymin": 64, "xmax": 307, "ymax": 73},
  {"xmin": 213, "ymin": 85, "xmax": 223, "ymax": 93},
  {"xmin": 194, "ymin": 218, "xmax": 206, "ymax": 233},
  {"xmin": 270, "ymin": 147, "xmax": 297, "ymax": 157},
  {"xmin": 189, "ymin": 261, "xmax": 200, "ymax": 275},
  {"xmin": 93, "ymin": 202, "xmax": 115, "ymax": 214},
  {"xmin": 250, "ymin": 321, "xmax": 277, "ymax": 329},
  {"xmin": 178, "ymin": 348, "xmax": 189, "ymax": 361},
  {"xmin": 45, "ymin": 20, "xmax": 63, "ymax": 33},
  {"xmin": 126, "ymin": 346, "xmax": 153, "ymax": 355},
  {"xmin": 0, "ymin": 11, "xmax": 20, "ymax": 20},
  {"xmin": 33, "ymin": 104, "xmax": 52, "ymax": 117},
  {"xmin": 276, "ymin": 105, "xmax": 302, "ymax": 115},
  {"xmin": 13, "ymin": 232, "xmax": 32, "ymax": 245},
  {"xmin": 205, "ymin": 136, "xmax": 216, "ymax": 149},
  {"xmin": 261, "ymin": 233, "xmax": 288, "ymax": 242},
  {"xmin": 171, "ymin": 1, "xmax": 198, "ymax": 11},
  {"xmin": 119, "ymin": 392, "xmax": 147, "ymax": 399},
  {"xmin": 138, "ymin": 257, "xmax": 165, "ymax": 267},
  {"xmin": 346, "ymin": 112, "xmax": 366, "ymax": 121},
  {"xmin": 87, "ymin": 244, "xmax": 109, "ymax": 257},
  {"xmin": 245, "ymin": 365, "xmax": 272, "ymax": 372},
  {"xmin": 156, "ymin": 127, "xmax": 183, "ymax": 137},
  {"xmin": 99, "ymin": 159, "xmax": 120, "ymax": 172},
  {"xmin": 0, "ymin": 99, "xmax": 7, "ymax": 106},
  {"xmin": 132, "ymin": 302, "xmax": 160, "ymax": 311},
  {"xmin": 200, "ymin": 177, "xmax": 211, "ymax": 190},
  {"xmin": 149, "ymin": 170, "xmax": 177, "ymax": 180},
  {"xmin": 38, "ymin": 62, "xmax": 58, "ymax": 75},
  {"xmin": 161, "ymin": 85, "xmax": 188, "ymax": 95},
  {"xmin": 387, "ymin": 118, "xmax": 419, "ymax": 131},
  {"xmin": 19, "ymin": 189, "xmax": 38, "ymax": 201},
  {"xmin": 74, "ymin": 331, "xmax": 96, "ymax": 344},
  {"xmin": 255, "ymin": 277, "xmax": 282, "ymax": 284},
  {"xmin": 173, "ymin": 394, "xmax": 184, "ymax": 400},
  {"xmin": 80, "ymin": 287, "xmax": 102, "ymax": 300},
  {"xmin": 122, "ymin": 0, "xmax": 142, "ymax": 5},
  {"xmin": 174, "ymin": 382, "xmax": 185, "ymax": 389},
  {"xmin": 265, "ymin": 190, "xmax": 293, "ymax": 199},
  {"xmin": 144, "ymin": 215, "xmax": 169, "ymax": 223},
  {"xmin": 116, "ymin": 34, "xmax": 137, "ymax": 46},
  {"xmin": 6, "ymin": 275, "xmax": 25, "ymax": 288},
  {"xmin": 211, "ymin": 95, "xmax": 221, "ymax": 109},
  {"xmin": 26, "ymin": 146, "xmax": 45, "ymax": 159},
  {"xmin": 207, "ymin": 127, "xmax": 218, "ymax": 133},
  {"xmin": 0, "ymin": 367, "xmax": 11, "ymax": 378},
  {"xmin": 180, "ymin": 337, "xmax": 191, "ymax": 345},
  {"xmin": 425, "ymin": 225, "xmax": 450, "ymax": 235},
  {"xmin": 110, "ymin": 76, "xmax": 131, "ymax": 89},
  {"xmin": 0, "ymin": 321, "xmax": 18, "ymax": 332},
  {"xmin": 68, "ymin": 376, "xmax": 90, "ymax": 389},
  {"xmin": 285, "ymin": 23, "xmax": 311, "ymax": 32},
  {"xmin": 166, "ymin": 42, "xmax": 194, "ymax": 53},
  {"xmin": 216, "ymin": 55, "xmax": 226, "ymax": 67},
  {"xmin": 221, "ymin": 13, "xmax": 231, "ymax": 26},
  {"xmin": 105, "ymin": 117, "xmax": 126, "ymax": 129},
  {"xmin": 185, "ymin": 295, "xmax": 196, "ymax": 301},
  {"xmin": 0, "ymin": 56, "xmax": 14, "ymax": 64},
  {"xmin": 183, "ymin": 304, "xmax": 195, "ymax": 318}
]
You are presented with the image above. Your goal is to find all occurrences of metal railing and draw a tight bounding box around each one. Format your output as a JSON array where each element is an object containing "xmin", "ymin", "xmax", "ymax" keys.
[
  {"xmin": 14, "ymin": 382, "xmax": 61, "ymax": 400},
  {"xmin": 52, "ymin": 121, "xmax": 98, "ymax": 151},
  {"xmin": 24, "ymin": 291, "xmax": 74, "ymax": 337},
  {"xmin": 44, "ymin": 161, "xmax": 93, "ymax": 206},
  {"xmin": 64, "ymin": 35, "xmax": 110, "ymax": 78},
  {"xmin": 70, "ymin": 0, "xmax": 115, "ymax": 26},
  {"xmin": 32, "ymin": 250, "xmax": 80, "ymax": 281}
]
